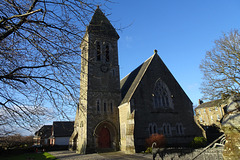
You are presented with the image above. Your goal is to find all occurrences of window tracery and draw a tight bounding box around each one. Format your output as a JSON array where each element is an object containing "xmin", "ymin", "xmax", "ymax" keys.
[{"xmin": 153, "ymin": 79, "xmax": 173, "ymax": 109}]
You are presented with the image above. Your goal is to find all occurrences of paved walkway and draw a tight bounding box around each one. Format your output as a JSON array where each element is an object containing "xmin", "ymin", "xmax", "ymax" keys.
[
  {"xmin": 49, "ymin": 150, "xmax": 153, "ymax": 160},
  {"xmin": 49, "ymin": 147, "xmax": 224, "ymax": 160}
]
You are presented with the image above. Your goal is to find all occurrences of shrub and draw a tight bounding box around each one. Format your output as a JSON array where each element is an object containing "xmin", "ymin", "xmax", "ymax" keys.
[
  {"xmin": 191, "ymin": 136, "xmax": 207, "ymax": 148},
  {"xmin": 145, "ymin": 147, "xmax": 152, "ymax": 153}
]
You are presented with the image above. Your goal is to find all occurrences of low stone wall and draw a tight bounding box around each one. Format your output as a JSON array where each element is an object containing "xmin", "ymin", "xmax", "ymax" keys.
[{"xmin": 153, "ymin": 147, "xmax": 223, "ymax": 160}]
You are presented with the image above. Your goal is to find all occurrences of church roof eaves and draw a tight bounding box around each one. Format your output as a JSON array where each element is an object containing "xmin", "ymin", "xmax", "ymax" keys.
[{"xmin": 120, "ymin": 53, "xmax": 156, "ymax": 105}]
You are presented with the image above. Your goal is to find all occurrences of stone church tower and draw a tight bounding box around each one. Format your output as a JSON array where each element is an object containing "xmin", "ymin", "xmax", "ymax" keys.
[{"xmin": 69, "ymin": 7, "xmax": 121, "ymax": 153}]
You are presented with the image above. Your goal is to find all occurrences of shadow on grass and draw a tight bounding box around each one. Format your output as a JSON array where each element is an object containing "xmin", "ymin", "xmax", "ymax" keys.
[{"xmin": 0, "ymin": 152, "xmax": 58, "ymax": 160}]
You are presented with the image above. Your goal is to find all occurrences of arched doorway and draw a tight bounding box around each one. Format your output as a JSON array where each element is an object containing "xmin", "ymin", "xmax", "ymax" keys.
[
  {"xmin": 98, "ymin": 127, "xmax": 110, "ymax": 148},
  {"xmin": 94, "ymin": 120, "xmax": 119, "ymax": 151}
]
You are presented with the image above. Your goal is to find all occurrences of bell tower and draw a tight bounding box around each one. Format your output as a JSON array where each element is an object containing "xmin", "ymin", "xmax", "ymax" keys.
[{"xmin": 70, "ymin": 7, "xmax": 121, "ymax": 154}]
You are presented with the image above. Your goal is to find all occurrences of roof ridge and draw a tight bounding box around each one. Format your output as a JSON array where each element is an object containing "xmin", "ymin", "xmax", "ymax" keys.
[{"xmin": 121, "ymin": 53, "xmax": 156, "ymax": 104}]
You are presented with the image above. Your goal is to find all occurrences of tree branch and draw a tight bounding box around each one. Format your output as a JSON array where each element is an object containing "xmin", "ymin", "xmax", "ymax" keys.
[
  {"xmin": 0, "ymin": 9, "xmax": 43, "ymax": 24},
  {"xmin": 0, "ymin": 0, "xmax": 41, "ymax": 42}
]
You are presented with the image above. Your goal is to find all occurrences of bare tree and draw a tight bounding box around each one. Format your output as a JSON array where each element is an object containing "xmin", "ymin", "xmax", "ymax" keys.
[
  {"xmin": 200, "ymin": 29, "xmax": 240, "ymax": 100},
  {"xmin": 0, "ymin": 0, "xmax": 110, "ymax": 135},
  {"xmin": 0, "ymin": 134, "xmax": 33, "ymax": 149}
]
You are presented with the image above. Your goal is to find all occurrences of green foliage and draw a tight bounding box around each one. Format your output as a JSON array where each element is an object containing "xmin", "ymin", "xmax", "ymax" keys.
[
  {"xmin": 145, "ymin": 147, "xmax": 152, "ymax": 153},
  {"xmin": 0, "ymin": 152, "xmax": 57, "ymax": 160},
  {"xmin": 191, "ymin": 137, "xmax": 207, "ymax": 148}
]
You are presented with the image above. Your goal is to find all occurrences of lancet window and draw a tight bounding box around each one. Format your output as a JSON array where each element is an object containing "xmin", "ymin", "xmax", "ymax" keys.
[
  {"xmin": 96, "ymin": 99, "xmax": 101, "ymax": 113},
  {"xmin": 96, "ymin": 42, "xmax": 101, "ymax": 61},
  {"xmin": 163, "ymin": 123, "xmax": 171, "ymax": 136},
  {"xmin": 176, "ymin": 123, "xmax": 184, "ymax": 135},
  {"xmin": 105, "ymin": 44, "xmax": 110, "ymax": 62},
  {"xmin": 149, "ymin": 123, "xmax": 157, "ymax": 135}
]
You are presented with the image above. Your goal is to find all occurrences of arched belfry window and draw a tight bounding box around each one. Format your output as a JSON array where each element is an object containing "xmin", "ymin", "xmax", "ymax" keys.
[
  {"xmin": 153, "ymin": 78, "xmax": 173, "ymax": 109},
  {"xmin": 96, "ymin": 42, "xmax": 101, "ymax": 61},
  {"xmin": 105, "ymin": 44, "xmax": 110, "ymax": 62}
]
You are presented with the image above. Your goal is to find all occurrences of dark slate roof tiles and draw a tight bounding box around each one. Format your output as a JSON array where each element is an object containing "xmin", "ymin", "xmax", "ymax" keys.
[
  {"xmin": 53, "ymin": 121, "xmax": 74, "ymax": 137},
  {"xmin": 196, "ymin": 99, "xmax": 222, "ymax": 109},
  {"xmin": 120, "ymin": 53, "xmax": 155, "ymax": 105},
  {"xmin": 87, "ymin": 7, "xmax": 119, "ymax": 39}
]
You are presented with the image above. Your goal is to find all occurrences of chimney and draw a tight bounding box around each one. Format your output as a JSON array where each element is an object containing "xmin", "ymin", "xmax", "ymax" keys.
[{"xmin": 198, "ymin": 99, "xmax": 203, "ymax": 105}]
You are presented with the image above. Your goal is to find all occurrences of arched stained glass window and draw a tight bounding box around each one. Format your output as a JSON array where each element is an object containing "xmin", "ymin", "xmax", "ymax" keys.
[{"xmin": 153, "ymin": 79, "xmax": 173, "ymax": 109}]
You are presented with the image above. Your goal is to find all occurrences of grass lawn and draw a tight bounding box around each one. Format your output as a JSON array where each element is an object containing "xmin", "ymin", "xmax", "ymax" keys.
[{"xmin": 0, "ymin": 152, "xmax": 58, "ymax": 160}]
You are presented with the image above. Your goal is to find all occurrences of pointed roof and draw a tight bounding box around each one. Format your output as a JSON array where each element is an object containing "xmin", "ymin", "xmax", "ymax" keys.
[
  {"xmin": 120, "ymin": 51, "xmax": 193, "ymax": 106},
  {"xmin": 87, "ymin": 7, "xmax": 119, "ymax": 39},
  {"xmin": 120, "ymin": 53, "xmax": 156, "ymax": 105}
]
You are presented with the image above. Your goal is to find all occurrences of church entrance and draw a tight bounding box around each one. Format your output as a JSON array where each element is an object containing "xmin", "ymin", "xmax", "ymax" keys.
[
  {"xmin": 98, "ymin": 127, "xmax": 110, "ymax": 148},
  {"xmin": 94, "ymin": 120, "xmax": 119, "ymax": 152}
]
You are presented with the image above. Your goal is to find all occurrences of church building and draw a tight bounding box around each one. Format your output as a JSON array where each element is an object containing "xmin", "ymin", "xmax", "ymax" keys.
[{"xmin": 69, "ymin": 7, "xmax": 201, "ymax": 154}]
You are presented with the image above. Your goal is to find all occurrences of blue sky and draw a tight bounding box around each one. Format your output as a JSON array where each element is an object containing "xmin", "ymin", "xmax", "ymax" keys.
[
  {"xmin": 103, "ymin": 0, "xmax": 240, "ymax": 106},
  {"xmin": 20, "ymin": 0, "xmax": 240, "ymax": 135}
]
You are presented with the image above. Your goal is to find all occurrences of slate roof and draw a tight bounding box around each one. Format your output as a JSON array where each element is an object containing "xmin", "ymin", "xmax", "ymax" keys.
[
  {"xmin": 52, "ymin": 121, "xmax": 74, "ymax": 137},
  {"xmin": 195, "ymin": 99, "xmax": 223, "ymax": 109},
  {"xmin": 120, "ymin": 53, "xmax": 155, "ymax": 105},
  {"xmin": 35, "ymin": 125, "xmax": 52, "ymax": 138},
  {"xmin": 86, "ymin": 7, "xmax": 119, "ymax": 39}
]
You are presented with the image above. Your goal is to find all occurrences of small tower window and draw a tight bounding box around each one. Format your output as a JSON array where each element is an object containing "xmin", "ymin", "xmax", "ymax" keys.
[
  {"xmin": 97, "ymin": 100, "xmax": 100, "ymax": 113},
  {"xmin": 96, "ymin": 42, "xmax": 101, "ymax": 61},
  {"xmin": 105, "ymin": 45, "xmax": 109, "ymax": 62},
  {"xmin": 104, "ymin": 102, "xmax": 107, "ymax": 112},
  {"xmin": 110, "ymin": 101, "xmax": 113, "ymax": 112}
]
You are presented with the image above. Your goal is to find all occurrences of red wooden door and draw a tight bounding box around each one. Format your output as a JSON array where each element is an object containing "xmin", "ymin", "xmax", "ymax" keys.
[{"xmin": 98, "ymin": 127, "xmax": 110, "ymax": 148}]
